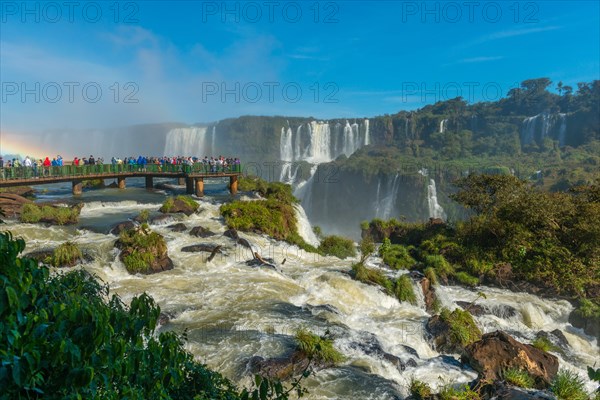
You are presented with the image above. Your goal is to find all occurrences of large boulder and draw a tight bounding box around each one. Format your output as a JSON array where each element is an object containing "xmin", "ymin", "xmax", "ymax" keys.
[
  {"xmin": 169, "ymin": 223, "xmax": 188, "ymax": 232},
  {"xmin": 426, "ymin": 308, "xmax": 482, "ymax": 354},
  {"xmin": 110, "ymin": 221, "xmax": 136, "ymax": 235},
  {"xmin": 568, "ymin": 306, "xmax": 600, "ymax": 343},
  {"xmin": 115, "ymin": 226, "xmax": 173, "ymax": 274},
  {"xmin": 462, "ymin": 331, "xmax": 559, "ymax": 389},
  {"xmin": 247, "ymin": 351, "xmax": 311, "ymax": 381},
  {"xmin": 224, "ymin": 228, "xmax": 239, "ymax": 240},
  {"xmin": 160, "ymin": 196, "xmax": 199, "ymax": 216},
  {"xmin": 0, "ymin": 193, "xmax": 33, "ymax": 218}
]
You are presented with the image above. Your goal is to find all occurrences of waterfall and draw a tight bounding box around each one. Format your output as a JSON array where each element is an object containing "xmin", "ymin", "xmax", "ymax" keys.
[
  {"xmin": 211, "ymin": 126, "xmax": 217, "ymax": 155},
  {"xmin": 343, "ymin": 121, "xmax": 361, "ymax": 157},
  {"xmin": 294, "ymin": 204, "xmax": 320, "ymax": 246},
  {"xmin": 305, "ymin": 121, "xmax": 332, "ymax": 163},
  {"xmin": 364, "ymin": 119, "xmax": 370, "ymax": 146},
  {"xmin": 521, "ymin": 116, "xmax": 537, "ymax": 145},
  {"xmin": 404, "ymin": 118, "xmax": 410, "ymax": 139},
  {"xmin": 374, "ymin": 174, "xmax": 400, "ymax": 220},
  {"xmin": 279, "ymin": 126, "xmax": 295, "ymax": 182},
  {"xmin": 558, "ymin": 113, "xmax": 567, "ymax": 146},
  {"xmin": 427, "ymin": 178, "xmax": 446, "ymax": 220},
  {"xmin": 540, "ymin": 113, "xmax": 551, "ymax": 141},
  {"xmin": 294, "ymin": 124, "xmax": 303, "ymax": 160},
  {"xmin": 439, "ymin": 119, "xmax": 448, "ymax": 133},
  {"xmin": 164, "ymin": 127, "xmax": 209, "ymax": 156}
]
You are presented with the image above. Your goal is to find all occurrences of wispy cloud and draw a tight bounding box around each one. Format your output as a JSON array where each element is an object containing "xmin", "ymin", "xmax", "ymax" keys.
[
  {"xmin": 455, "ymin": 56, "xmax": 504, "ymax": 64},
  {"xmin": 457, "ymin": 25, "xmax": 562, "ymax": 50}
]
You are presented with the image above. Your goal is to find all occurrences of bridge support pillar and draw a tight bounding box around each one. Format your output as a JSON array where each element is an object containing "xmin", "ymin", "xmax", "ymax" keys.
[
  {"xmin": 72, "ymin": 180, "xmax": 82, "ymax": 196},
  {"xmin": 229, "ymin": 175, "xmax": 238, "ymax": 195},
  {"xmin": 178, "ymin": 177, "xmax": 186, "ymax": 186},
  {"xmin": 195, "ymin": 178, "xmax": 204, "ymax": 197},
  {"xmin": 145, "ymin": 176, "xmax": 153, "ymax": 190},
  {"xmin": 118, "ymin": 177, "xmax": 126, "ymax": 189},
  {"xmin": 185, "ymin": 177, "xmax": 194, "ymax": 194}
]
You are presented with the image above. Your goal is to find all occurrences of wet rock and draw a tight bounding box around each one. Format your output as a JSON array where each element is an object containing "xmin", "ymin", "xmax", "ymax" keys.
[
  {"xmin": 168, "ymin": 223, "xmax": 188, "ymax": 232},
  {"xmin": 482, "ymin": 380, "xmax": 556, "ymax": 400},
  {"xmin": 181, "ymin": 243, "xmax": 223, "ymax": 253},
  {"xmin": 569, "ymin": 306, "xmax": 600, "ymax": 343},
  {"xmin": 149, "ymin": 214, "xmax": 174, "ymax": 225},
  {"xmin": 488, "ymin": 262, "xmax": 514, "ymax": 287},
  {"xmin": 462, "ymin": 331, "xmax": 559, "ymax": 389},
  {"xmin": 224, "ymin": 228, "xmax": 239, "ymax": 240},
  {"xmin": 116, "ymin": 226, "xmax": 173, "ymax": 274},
  {"xmin": 348, "ymin": 331, "xmax": 415, "ymax": 373},
  {"xmin": 110, "ymin": 221, "xmax": 136, "ymax": 235},
  {"xmin": 246, "ymin": 255, "xmax": 278, "ymax": 270},
  {"xmin": 536, "ymin": 330, "xmax": 570, "ymax": 353},
  {"xmin": 190, "ymin": 226, "xmax": 215, "ymax": 237},
  {"xmin": 158, "ymin": 312, "xmax": 174, "ymax": 326},
  {"xmin": 0, "ymin": 193, "xmax": 33, "ymax": 218},
  {"xmin": 237, "ymin": 237, "xmax": 253, "ymax": 249},
  {"xmin": 247, "ymin": 351, "xmax": 314, "ymax": 380},
  {"xmin": 486, "ymin": 304, "xmax": 518, "ymax": 319},
  {"xmin": 457, "ymin": 301, "xmax": 486, "ymax": 317},
  {"xmin": 160, "ymin": 197, "xmax": 198, "ymax": 216},
  {"xmin": 420, "ymin": 277, "xmax": 438, "ymax": 313}
]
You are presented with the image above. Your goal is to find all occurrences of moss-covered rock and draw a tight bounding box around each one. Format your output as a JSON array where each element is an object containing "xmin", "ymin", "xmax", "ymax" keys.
[
  {"xmin": 160, "ymin": 195, "xmax": 199, "ymax": 216},
  {"xmin": 81, "ymin": 179, "xmax": 105, "ymax": 189},
  {"xmin": 20, "ymin": 203, "xmax": 82, "ymax": 225},
  {"xmin": 426, "ymin": 307, "xmax": 482, "ymax": 354},
  {"xmin": 115, "ymin": 225, "xmax": 173, "ymax": 274},
  {"xmin": 45, "ymin": 242, "xmax": 83, "ymax": 267},
  {"xmin": 318, "ymin": 235, "xmax": 356, "ymax": 259}
]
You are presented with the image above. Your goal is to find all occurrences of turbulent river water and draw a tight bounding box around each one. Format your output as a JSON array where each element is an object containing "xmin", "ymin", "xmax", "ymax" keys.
[{"xmin": 3, "ymin": 178, "xmax": 598, "ymax": 398}]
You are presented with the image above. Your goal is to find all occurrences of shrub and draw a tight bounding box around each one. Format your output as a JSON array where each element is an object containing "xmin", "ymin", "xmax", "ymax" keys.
[
  {"xmin": 394, "ymin": 275, "xmax": 417, "ymax": 305},
  {"xmin": 48, "ymin": 242, "xmax": 82, "ymax": 268},
  {"xmin": 439, "ymin": 383, "xmax": 480, "ymax": 400},
  {"xmin": 454, "ymin": 271, "xmax": 480, "ymax": 287},
  {"xmin": 503, "ymin": 368, "xmax": 535, "ymax": 388},
  {"xmin": 550, "ymin": 370, "xmax": 589, "ymax": 400},
  {"xmin": 318, "ymin": 235, "xmax": 356, "ymax": 259},
  {"xmin": 20, "ymin": 203, "xmax": 42, "ymax": 223},
  {"xmin": 439, "ymin": 307, "xmax": 482, "ymax": 348},
  {"xmin": 409, "ymin": 378, "xmax": 432, "ymax": 400},
  {"xmin": 531, "ymin": 336, "xmax": 558, "ymax": 352},
  {"xmin": 351, "ymin": 263, "xmax": 393, "ymax": 294},
  {"xmin": 137, "ymin": 209, "xmax": 150, "ymax": 223},
  {"xmin": 424, "ymin": 267, "xmax": 438, "ymax": 286},
  {"xmin": 295, "ymin": 328, "xmax": 344, "ymax": 365},
  {"xmin": 425, "ymin": 254, "xmax": 455, "ymax": 279},
  {"xmin": 160, "ymin": 197, "xmax": 174, "ymax": 212},
  {"xmin": 382, "ymin": 244, "xmax": 415, "ymax": 270},
  {"xmin": 119, "ymin": 227, "xmax": 167, "ymax": 274}
]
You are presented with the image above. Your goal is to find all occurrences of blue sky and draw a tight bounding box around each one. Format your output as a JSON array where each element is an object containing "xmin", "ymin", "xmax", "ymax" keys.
[{"xmin": 1, "ymin": 0, "xmax": 599, "ymax": 134}]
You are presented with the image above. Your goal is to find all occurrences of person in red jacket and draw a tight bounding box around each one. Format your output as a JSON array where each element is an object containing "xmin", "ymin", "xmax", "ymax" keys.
[{"xmin": 42, "ymin": 156, "xmax": 51, "ymax": 176}]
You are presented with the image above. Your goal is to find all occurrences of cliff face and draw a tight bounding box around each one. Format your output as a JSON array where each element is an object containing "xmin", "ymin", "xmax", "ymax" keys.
[{"xmin": 298, "ymin": 167, "xmax": 431, "ymax": 239}]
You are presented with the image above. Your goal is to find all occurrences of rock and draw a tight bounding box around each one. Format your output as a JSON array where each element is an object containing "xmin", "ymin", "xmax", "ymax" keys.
[
  {"xmin": 110, "ymin": 221, "xmax": 136, "ymax": 235},
  {"xmin": 181, "ymin": 243, "xmax": 223, "ymax": 253},
  {"xmin": 420, "ymin": 277, "xmax": 437, "ymax": 313},
  {"xmin": 224, "ymin": 228, "xmax": 239, "ymax": 240},
  {"xmin": 382, "ymin": 353, "xmax": 407, "ymax": 372},
  {"xmin": 168, "ymin": 223, "xmax": 188, "ymax": 232},
  {"xmin": 347, "ymin": 331, "xmax": 414, "ymax": 373},
  {"xmin": 486, "ymin": 304, "xmax": 519, "ymax": 319},
  {"xmin": 488, "ymin": 262, "xmax": 514, "ymax": 287},
  {"xmin": 536, "ymin": 330, "xmax": 570, "ymax": 352},
  {"xmin": 462, "ymin": 331, "xmax": 559, "ymax": 389},
  {"xmin": 116, "ymin": 226, "xmax": 174, "ymax": 274},
  {"xmin": 426, "ymin": 309, "xmax": 481, "ymax": 355},
  {"xmin": 161, "ymin": 197, "xmax": 198, "ymax": 216},
  {"xmin": 107, "ymin": 182, "xmax": 119, "ymax": 188},
  {"xmin": 149, "ymin": 214, "xmax": 174, "ymax": 225},
  {"xmin": 158, "ymin": 312, "xmax": 174, "ymax": 326},
  {"xmin": 190, "ymin": 226, "xmax": 215, "ymax": 237},
  {"xmin": 483, "ymin": 380, "xmax": 556, "ymax": 400},
  {"xmin": 238, "ymin": 238, "xmax": 253, "ymax": 249},
  {"xmin": 568, "ymin": 308, "xmax": 600, "ymax": 343},
  {"xmin": 0, "ymin": 193, "xmax": 33, "ymax": 218},
  {"xmin": 247, "ymin": 351, "xmax": 312, "ymax": 380},
  {"xmin": 457, "ymin": 301, "xmax": 486, "ymax": 317}
]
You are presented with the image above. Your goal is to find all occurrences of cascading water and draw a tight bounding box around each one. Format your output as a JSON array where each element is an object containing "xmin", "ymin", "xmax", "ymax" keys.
[
  {"xmin": 439, "ymin": 119, "xmax": 448, "ymax": 134},
  {"xmin": 374, "ymin": 174, "xmax": 400, "ymax": 220},
  {"xmin": 364, "ymin": 119, "xmax": 370, "ymax": 146},
  {"xmin": 279, "ymin": 126, "xmax": 295, "ymax": 183},
  {"xmin": 558, "ymin": 113, "xmax": 567, "ymax": 146},
  {"xmin": 427, "ymin": 178, "xmax": 446, "ymax": 220},
  {"xmin": 521, "ymin": 113, "xmax": 568, "ymax": 146},
  {"xmin": 5, "ymin": 188, "xmax": 597, "ymax": 398},
  {"xmin": 165, "ymin": 127, "xmax": 210, "ymax": 156}
]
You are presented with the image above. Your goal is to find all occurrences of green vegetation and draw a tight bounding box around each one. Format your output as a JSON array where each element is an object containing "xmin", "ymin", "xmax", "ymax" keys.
[
  {"xmin": 45, "ymin": 242, "xmax": 82, "ymax": 268},
  {"xmin": 221, "ymin": 178, "xmax": 319, "ymax": 253},
  {"xmin": 160, "ymin": 195, "xmax": 199, "ymax": 214},
  {"xmin": 351, "ymin": 262, "xmax": 393, "ymax": 293},
  {"xmin": 318, "ymin": 235, "xmax": 356, "ymax": 259},
  {"xmin": 394, "ymin": 274, "xmax": 417, "ymax": 305},
  {"xmin": 424, "ymin": 267, "xmax": 438, "ymax": 286},
  {"xmin": 362, "ymin": 176, "xmax": 600, "ymax": 301},
  {"xmin": 439, "ymin": 307, "xmax": 482, "ymax": 348},
  {"xmin": 118, "ymin": 225, "xmax": 167, "ymax": 274},
  {"xmin": 294, "ymin": 329, "xmax": 344, "ymax": 365},
  {"xmin": 409, "ymin": 378, "xmax": 432, "ymax": 400},
  {"xmin": 137, "ymin": 209, "xmax": 150, "ymax": 223},
  {"xmin": 438, "ymin": 383, "xmax": 480, "ymax": 400},
  {"xmin": 575, "ymin": 299, "xmax": 600, "ymax": 318},
  {"xmin": 81, "ymin": 179, "xmax": 105, "ymax": 188},
  {"xmin": 379, "ymin": 238, "xmax": 415, "ymax": 269},
  {"xmin": 550, "ymin": 370, "xmax": 590, "ymax": 400},
  {"xmin": 502, "ymin": 368, "xmax": 535, "ymax": 388},
  {"xmin": 531, "ymin": 336, "xmax": 558, "ymax": 353},
  {"xmin": 20, "ymin": 203, "xmax": 81, "ymax": 225},
  {"xmin": 1, "ymin": 231, "xmax": 309, "ymax": 399}
]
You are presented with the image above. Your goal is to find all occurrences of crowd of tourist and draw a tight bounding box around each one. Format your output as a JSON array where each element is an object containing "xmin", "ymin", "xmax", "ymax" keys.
[{"xmin": 0, "ymin": 154, "xmax": 241, "ymax": 179}]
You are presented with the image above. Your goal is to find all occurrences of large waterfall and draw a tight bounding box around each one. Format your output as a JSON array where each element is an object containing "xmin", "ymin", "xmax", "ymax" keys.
[
  {"xmin": 164, "ymin": 127, "xmax": 216, "ymax": 156},
  {"xmin": 521, "ymin": 113, "xmax": 568, "ymax": 146}
]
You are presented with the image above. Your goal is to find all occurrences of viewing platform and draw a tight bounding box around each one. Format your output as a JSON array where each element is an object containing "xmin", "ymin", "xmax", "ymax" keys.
[{"xmin": 0, "ymin": 164, "xmax": 242, "ymax": 196}]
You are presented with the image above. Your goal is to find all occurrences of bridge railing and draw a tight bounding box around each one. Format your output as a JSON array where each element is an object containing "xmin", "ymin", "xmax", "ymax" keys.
[{"xmin": 0, "ymin": 163, "xmax": 242, "ymax": 181}]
